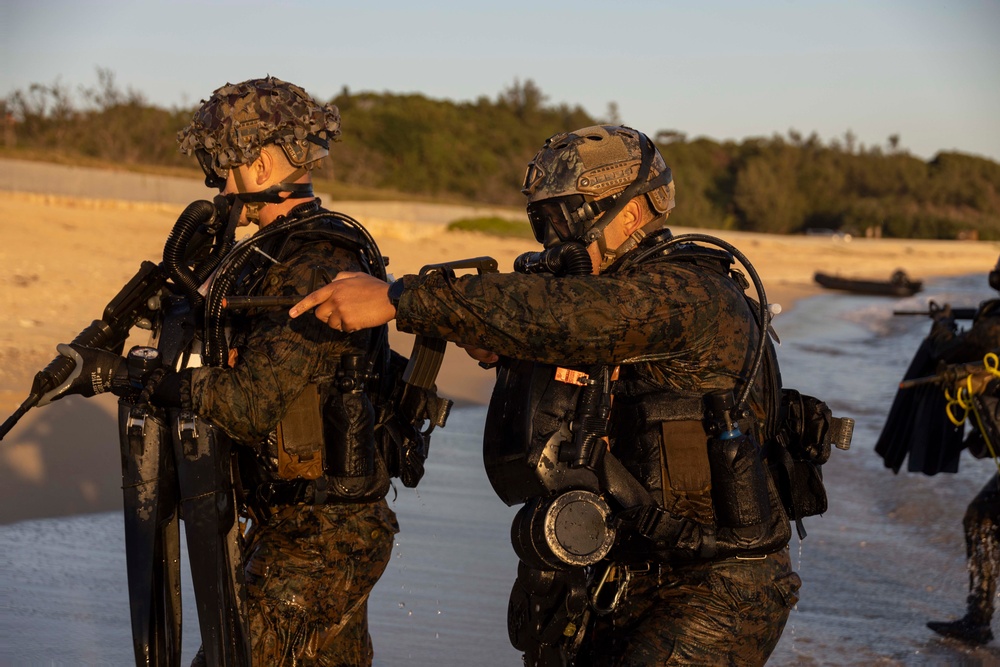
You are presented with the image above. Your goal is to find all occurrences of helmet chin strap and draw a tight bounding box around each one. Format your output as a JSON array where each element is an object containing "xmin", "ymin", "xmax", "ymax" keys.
[
  {"xmin": 595, "ymin": 227, "xmax": 646, "ymax": 272},
  {"xmin": 231, "ymin": 166, "xmax": 314, "ymax": 225}
]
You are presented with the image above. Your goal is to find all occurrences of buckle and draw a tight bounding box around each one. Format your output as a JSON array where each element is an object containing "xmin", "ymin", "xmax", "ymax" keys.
[
  {"xmin": 126, "ymin": 412, "xmax": 147, "ymax": 437},
  {"xmin": 176, "ymin": 412, "xmax": 199, "ymax": 440}
]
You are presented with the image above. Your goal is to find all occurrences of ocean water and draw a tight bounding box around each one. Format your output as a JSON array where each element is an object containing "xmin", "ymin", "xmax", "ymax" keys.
[{"xmin": 3, "ymin": 275, "xmax": 1000, "ymax": 666}]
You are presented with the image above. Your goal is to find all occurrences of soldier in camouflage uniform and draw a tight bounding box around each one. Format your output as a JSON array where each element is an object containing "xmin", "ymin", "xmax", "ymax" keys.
[
  {"xmin": 43, "ymin": 77, "xmax": 409, "ymax": 666},
  {"xmin": 922, "ymin": 262, "xmax": 1000, "ymax": 646},
  {"xmin": 293, "ymin": 125, "xmax": 804, "ymax": 665}
]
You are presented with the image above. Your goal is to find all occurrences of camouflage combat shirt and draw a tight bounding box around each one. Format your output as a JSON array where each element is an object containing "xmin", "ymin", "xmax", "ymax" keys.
[
  {"xmin": 395, "ymin": 243, "xmax": 796, "ymax": 664},
  {"xmin": 395, "ymin": 246, "xmax": 765, "ymax": 403},
  {"xmin": 186, "ymin": 200, "xmax": 374, "ymax": 447},
  {"xmin": 182, "ymin": 199, "xmax": 399, "ymax": 666}
]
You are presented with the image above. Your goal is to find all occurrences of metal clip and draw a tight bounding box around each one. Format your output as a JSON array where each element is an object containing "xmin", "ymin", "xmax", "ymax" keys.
[
  {"xmin": 177, "ymin": 412, "xmax": 199, "ymax": 440},
  {"xmin": 126, "ymin": 412, "xmax": 147, "ymax": 437},
  {"xmin": 590, "ymin": 562, "xmax": 630, "ymax": 616}
]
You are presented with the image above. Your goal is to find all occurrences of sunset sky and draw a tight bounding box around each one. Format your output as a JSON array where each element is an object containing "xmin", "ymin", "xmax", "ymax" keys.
[{"xmin": 2, "ymin": 0, "xmax": 998, "ymax": 162}]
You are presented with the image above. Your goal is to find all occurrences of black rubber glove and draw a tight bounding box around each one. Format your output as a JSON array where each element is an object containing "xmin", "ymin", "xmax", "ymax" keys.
[
  {"xmin": 928, "ymin": 302, "xmax": 957, "ymax": 342},
  {"xmin": 37, "ymin": 343, "xmax": 126, "ymax": 406}
]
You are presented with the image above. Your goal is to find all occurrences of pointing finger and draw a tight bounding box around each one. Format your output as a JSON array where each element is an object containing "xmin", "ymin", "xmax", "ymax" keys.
[{"xmin": 290, "ymin": 284, "xmax": 335, "ymax": 318}]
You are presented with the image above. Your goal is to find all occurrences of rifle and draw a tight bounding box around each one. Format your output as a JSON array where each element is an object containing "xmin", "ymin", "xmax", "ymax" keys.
[
  {"xmin": 899, "ymin": 355, "xmax": 1000, "ymax": 391},
  {"xmin": 0, "ymin": 197, "xmax": 232, "ymax": 441},
  {"xmin": 0, "ymin": 261, "xmax": 166, "ymax": 440}
]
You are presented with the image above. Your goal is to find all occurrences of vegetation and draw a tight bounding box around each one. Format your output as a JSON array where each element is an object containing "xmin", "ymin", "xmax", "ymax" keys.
[
  {"xmin": 446, "ymin": 216, "xmax": 536, "ymax": 240},
  {"xmin": 4, "ymin": 70, "xmax": 999, "ymax": 239}
]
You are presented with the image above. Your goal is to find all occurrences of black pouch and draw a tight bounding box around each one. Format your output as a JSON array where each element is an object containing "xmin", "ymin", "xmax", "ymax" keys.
[
  {"xmin": 770, "ymin": 389, "xmax": 844, "ymax": 526},
  {"xmin": 780, "ymin": 389, "xmax": 833, "ymax": 465}
]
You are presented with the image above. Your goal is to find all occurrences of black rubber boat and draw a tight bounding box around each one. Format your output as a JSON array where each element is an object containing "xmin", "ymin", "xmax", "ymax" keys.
[{"xmin": 813, "ymin": 269, "xmax": 923, "ymax": 297}]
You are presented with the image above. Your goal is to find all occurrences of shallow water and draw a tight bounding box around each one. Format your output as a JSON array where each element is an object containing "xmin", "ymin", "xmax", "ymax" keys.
[{"xmin": 4, "ymin": 276, "xmax": 1000, "ymax": 665}]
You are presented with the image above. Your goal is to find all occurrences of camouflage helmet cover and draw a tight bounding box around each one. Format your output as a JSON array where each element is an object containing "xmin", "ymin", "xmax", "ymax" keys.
[
  {"xmin": 177, "ymin": 76, "xmax": 341, "ymax": 181},
  {"xmin": 521, "ymin": 125, "xmax": 675, "ymax": 216}
]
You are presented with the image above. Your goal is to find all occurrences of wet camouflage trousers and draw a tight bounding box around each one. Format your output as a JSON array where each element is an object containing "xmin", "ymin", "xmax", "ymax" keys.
[
  {"xmin": 201, "ymin": 500, "xmax": 398, "ymax": 667},
  {"xmin": 963, "ymin": 473, "xmax": 1000, "ymax": 625},
  {"xmin": 577, "ymin": 548, "xmax": 801, "ymax": 666}
]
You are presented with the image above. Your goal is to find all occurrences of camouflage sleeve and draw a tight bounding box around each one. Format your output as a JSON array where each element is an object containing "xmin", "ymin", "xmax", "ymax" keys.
[
  {"xmin": 188, "ymin": 241, "xmax": 370, "ymax": 444},
  {"xmin": 394, "ymin": 260, "xmax": 755, "ymax": 368}
]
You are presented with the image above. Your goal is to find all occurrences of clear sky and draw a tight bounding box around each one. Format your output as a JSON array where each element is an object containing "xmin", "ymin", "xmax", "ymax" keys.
[{"xmin": 2, "ymin": 0, "xmax": 998, "ymax": 163}]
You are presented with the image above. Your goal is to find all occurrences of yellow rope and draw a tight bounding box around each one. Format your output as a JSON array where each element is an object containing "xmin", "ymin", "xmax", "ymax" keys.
[{"xmin": 944, "ymin": 353, "xmax": 1000, "ymax": 474}]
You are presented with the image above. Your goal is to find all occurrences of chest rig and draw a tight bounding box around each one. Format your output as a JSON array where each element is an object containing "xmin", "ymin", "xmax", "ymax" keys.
[{"xmin": 210, "ymin": 204, "xmax": 399, "ymax": 507}]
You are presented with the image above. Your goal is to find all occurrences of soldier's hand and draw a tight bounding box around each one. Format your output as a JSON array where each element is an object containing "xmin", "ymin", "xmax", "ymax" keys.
[
  {"xmin": 37, "ymin": 344, "xmax": 126, "ymax": 406},
  {"xmin": 456, "ymin": 343, "xmax": 499, "ymax": 365},
  {"xmin": 928, "ymin": 302, "xmax": 956, "ymax": 341},
  {"xmin": 290, "ymin": 271, "xmax": 397, "ymax": 332}
]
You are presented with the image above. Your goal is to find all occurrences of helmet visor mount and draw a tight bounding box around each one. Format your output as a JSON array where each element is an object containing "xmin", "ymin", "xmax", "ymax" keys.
[
  {"xmin": 195, "ymin": 149, "xmax": 227, "ymax": 190},
  {"xmin": 526, "ymin": 194, "xmax": 620, "ymax": 246}
]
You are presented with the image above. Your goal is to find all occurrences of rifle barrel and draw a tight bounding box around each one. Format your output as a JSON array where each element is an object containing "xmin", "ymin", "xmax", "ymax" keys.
[
  {"xmin": 0, "ymin": 400, "xmax": 34, "ymax": 441},
  {"xmin": 223, "ymin": 295, "xmax": 302, "ymax": 309}
]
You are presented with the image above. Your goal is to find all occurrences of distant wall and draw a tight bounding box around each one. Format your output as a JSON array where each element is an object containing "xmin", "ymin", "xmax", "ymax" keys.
[
  {"xmin": 0, "ymin": 157, "xmax": 523, "ymax": 229},
  {"xmin": 0, "ymin": 157, "xmax": 210, "ymax": 204}
]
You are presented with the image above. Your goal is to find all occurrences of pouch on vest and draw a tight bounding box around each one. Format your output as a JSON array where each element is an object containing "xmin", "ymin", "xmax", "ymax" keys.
[
  {"xmin": 483, "ymin": 360, "xmax": 601, "ymax": 506},
  {"xmin": 772, "ymin": 389, "xmax": 853, "ymax": 534},
  {"xmin": 275, "ymin": 383, "xmax": 325, "ymax": 480}
]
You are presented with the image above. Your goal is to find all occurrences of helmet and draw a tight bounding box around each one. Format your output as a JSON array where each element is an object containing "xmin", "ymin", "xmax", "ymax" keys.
[
  {"xmin": 178, "ymin": 76, "xmax": 341, "ymax": 189},
  {"xmin": 521, "ymin": 125, "xmax": 675, "ymax": 248}
]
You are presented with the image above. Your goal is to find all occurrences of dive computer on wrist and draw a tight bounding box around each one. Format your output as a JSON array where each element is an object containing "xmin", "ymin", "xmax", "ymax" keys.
[{"xmin": 387, "ymin": 278, "xmax": 406, "ymax": 310}]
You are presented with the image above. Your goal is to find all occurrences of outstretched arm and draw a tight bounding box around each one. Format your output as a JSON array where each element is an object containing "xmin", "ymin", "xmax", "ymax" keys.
[{"xmin": 290, "ymin": 271, "xmax": 397, "ymax": 332}]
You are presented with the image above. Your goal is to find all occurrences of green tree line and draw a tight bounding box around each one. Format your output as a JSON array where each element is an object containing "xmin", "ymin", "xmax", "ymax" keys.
[{"xmin": 3, "ymin": 70, "xmax": 999, "ymax": 239}]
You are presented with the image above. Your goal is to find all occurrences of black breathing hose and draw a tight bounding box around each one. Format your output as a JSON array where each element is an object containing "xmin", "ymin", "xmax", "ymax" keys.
[
  {"xmin": 623, "ymin": 233, "xmax": 770, "ymax": 413},
  {"xmin": 514, "ymin": 242, "xmax": 593, "ymax": 276},
  {"xmin": 162, "ymin": 199, "xmax": 220, "ymax": 308}
]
